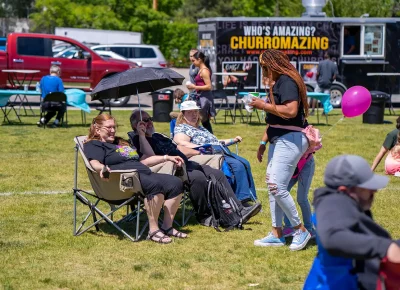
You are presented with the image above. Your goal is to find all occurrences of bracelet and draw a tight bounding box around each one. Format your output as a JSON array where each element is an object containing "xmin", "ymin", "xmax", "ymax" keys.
[
  {"xmin": 164, "ymin": 155, "xmax": 167, "ymax": 162},
  {"xmin": 260, "ymin": 141, "xmax": 267, "ymax": 145},
  {"xmin": 230, "ymin": 139, "xmax": 234, "ymax": 144}
]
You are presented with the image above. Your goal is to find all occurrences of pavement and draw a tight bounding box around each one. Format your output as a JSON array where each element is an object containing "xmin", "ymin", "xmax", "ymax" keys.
[
  {"xmin": 9, "ymin": 67, "xmax": 400, "ymax": 112},
  {"xmin": 14, "ymin": 68, "xmax": 190, "ymax": 112}
]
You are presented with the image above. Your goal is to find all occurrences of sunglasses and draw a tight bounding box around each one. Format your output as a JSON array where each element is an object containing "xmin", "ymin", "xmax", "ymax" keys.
[{"xmin": 142, "ymin": 117, "xmax": 153, "ymax": 123}]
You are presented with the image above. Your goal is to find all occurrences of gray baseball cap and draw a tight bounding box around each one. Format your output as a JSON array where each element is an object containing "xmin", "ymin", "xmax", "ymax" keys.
[{"xmin": 324, "ymin": 155, "xmax": 389, "ymax": 190}]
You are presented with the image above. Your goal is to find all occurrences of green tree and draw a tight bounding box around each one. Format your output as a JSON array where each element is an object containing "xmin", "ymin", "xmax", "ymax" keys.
[
  {"xmin": 0, "ymin": 0, "xmax": 35, "ymax": 18},
  {"xmin": 232, "ymin": 0, "xmax": 274, "ymax": 17},
  {"xmin": 325, "ymin": 0, "xmax": 394, "ymax": 17}
]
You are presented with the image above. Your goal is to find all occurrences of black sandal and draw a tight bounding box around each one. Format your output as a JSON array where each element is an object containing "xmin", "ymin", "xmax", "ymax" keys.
[
  {"xmin": 147, "ymin": 230, "xmax": 172, "ymax": 244},
  {"xmin": 161, "ymin": 227, "xmax": 188, "ymax": 239}
]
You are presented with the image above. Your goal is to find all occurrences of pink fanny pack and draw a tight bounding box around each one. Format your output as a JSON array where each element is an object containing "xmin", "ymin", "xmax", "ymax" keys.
[
  {"xmin": 270, "ymin": 124, "xmax": 322, "ymax": 157},
  {"xmin": 292, "ymin": 153, "xmax": 313, "ymax": 179}
]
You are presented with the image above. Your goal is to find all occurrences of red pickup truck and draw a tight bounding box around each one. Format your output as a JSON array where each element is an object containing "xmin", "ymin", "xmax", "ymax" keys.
[{"xmin": 0, "ymin": 33, "xmax": 136, "ymax": 106}]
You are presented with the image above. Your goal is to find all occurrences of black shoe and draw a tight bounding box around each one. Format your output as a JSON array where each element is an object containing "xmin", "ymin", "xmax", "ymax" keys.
[
  {"xmin": 241, "ymin": 202, "xmax": 262, "ymax": 224},
  {"xmin": 241, "ymin": 199, "xmax": 255, "ymax": 208},
  {"xmin": 199, "ymin": 216, "xmax": 213, "ymax": 227}
]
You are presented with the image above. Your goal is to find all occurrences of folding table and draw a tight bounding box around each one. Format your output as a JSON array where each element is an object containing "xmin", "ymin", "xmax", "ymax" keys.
[{"xmin": 2, "ymin": 69, "xmax": 41, "ymax": 116}]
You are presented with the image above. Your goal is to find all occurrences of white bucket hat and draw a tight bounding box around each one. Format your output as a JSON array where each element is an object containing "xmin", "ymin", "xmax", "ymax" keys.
[{"xmin": 180, "ymin": 100, "xmax": 200, "ymax": 111}]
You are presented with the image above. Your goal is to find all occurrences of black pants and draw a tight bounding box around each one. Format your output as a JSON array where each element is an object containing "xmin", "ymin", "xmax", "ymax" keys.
[
  {"xmin": 42, "ymin": 101, "xmax": 66, "ymax": 124},
  {"xmin": 201, "ymin": 120, "xmax": 213, "ymax": 134},
  {"xmin": 186, "ymin": 163, "xmax": 243, "ymax": 222}
]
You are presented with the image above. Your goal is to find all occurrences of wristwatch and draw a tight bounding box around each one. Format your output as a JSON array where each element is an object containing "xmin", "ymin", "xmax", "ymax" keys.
[{"xmin": 260, "ymin": 141, "xmax": 267, "ymax": 145}]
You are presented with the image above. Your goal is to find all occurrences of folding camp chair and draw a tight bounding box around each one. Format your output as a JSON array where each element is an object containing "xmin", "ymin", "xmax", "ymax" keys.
[
  {"xmin": 73, "ymin": 136, "xmax": 185, "ymax": 242},
  {"xmin": 40, "ymin": 92, "xmax": 68, "ymax": 128},
  {"xmin": 0, "ymin": 95, "xmax": 21, "ymax": 123},
  {"xmin": 212, "ymin": 90, "xmax": 234, "ymax": 124}
]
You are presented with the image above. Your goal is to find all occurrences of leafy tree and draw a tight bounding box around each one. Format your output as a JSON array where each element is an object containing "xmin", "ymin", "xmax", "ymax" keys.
[
  {"xmin": 232, "ymin": 0, "xmax": 275, "ymax": 17},
  {"xmin": 0, "ymin": 0, "xmax": 35, "ymax": 18},
  {"xmin": 325, "ymin": 0, "xmax": 394, "ymax": 17}
]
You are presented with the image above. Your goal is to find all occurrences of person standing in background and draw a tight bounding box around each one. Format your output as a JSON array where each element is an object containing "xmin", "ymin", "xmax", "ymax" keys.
[
  {"xmin": 186, "ymin": 51, "xmax": 215, "ymax": 133},
  {"xmin": 189, "ymin": 48, "xmax": 199, "ymax": 84},
  {"xmin": 310, "ymin": 52, "xmax": 338, "ymax": 116}
]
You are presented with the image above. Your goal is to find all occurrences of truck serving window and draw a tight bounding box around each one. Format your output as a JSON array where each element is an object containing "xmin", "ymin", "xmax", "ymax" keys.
[
  {"xmin": 17, "ymin": 37, "xmax": 53, "ymax": 57},
  {"xmin": 342, "ymin": 25, "xmax": 384, "ymax": 58}
]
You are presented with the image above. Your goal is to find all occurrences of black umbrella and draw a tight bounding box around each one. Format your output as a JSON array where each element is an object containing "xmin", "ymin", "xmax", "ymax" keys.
[{"xmin": 91, "ymin": 67, "xmax": 185, "ymax": 119}]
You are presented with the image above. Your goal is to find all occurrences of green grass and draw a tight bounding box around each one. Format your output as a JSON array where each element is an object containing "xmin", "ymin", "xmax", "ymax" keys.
[{"xmin": 1, "ymin": 109, "xmax": 400, "ymax": 290}]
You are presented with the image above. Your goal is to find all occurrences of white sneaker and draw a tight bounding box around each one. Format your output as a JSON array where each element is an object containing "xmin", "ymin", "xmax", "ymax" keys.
[
  {"xmin": 289, "ymin": 229, "xmax": 311, "ymax": 251},
  {"xmin": 254, "ymin": 232, "xmax": 285, "ymax": 247}
]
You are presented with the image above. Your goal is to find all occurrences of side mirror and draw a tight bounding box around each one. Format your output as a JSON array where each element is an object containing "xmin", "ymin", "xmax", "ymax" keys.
[{"xmin": 82, "ymin": 51, "xmax": 91, "ymax": 60}]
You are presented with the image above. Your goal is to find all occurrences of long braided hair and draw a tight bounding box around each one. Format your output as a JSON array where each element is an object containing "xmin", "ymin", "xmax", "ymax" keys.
[{"xmin": 259, "ymin": 49, "xmax": 308, "ymax": 118}]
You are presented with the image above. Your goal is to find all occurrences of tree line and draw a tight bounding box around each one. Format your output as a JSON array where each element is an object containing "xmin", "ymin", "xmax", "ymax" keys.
[{"xmin": 1, "ymin": 0, "xmax": 399, "ymax": 66}]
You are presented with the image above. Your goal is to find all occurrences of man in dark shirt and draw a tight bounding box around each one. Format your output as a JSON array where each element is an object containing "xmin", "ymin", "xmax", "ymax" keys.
[
  {"xmin": 312, "ymin": 154, "xmax": 400, "ymax": 290},
  {"xmin": 310, "ymin": 52, "xmax": 338, "ymax": 116},
  {"xmin": 127, "ymin": 109, "xmax": 262, "ymax": 226},
  {"xmin": 344, "ymin": 28, "xmax": 356, "ymax": 55}
]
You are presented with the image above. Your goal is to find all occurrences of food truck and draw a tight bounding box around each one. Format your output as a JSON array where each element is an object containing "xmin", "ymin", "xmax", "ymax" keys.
[{"xmin": 197, "ymin": 13, "xmax": 400, "ymax": 107}]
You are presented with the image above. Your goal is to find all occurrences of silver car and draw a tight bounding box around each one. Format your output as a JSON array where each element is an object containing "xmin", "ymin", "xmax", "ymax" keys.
[{"xmin": 91, "ymin": 44, "xmax": 167, "ymax": 68}]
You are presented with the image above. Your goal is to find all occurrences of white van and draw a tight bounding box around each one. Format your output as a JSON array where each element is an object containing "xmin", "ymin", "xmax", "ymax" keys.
[{"xmin": 91, "ymin": 44, "xmax": 167, "ymax": 68}]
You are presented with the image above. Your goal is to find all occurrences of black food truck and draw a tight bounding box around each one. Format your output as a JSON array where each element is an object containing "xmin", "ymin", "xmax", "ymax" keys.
[{"xmin": 197, "ymin": 16, "xmax": 400, "ymax": 107}]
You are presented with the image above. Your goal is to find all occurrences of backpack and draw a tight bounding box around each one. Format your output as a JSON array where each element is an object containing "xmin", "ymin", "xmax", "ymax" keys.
[{"xmin": 207, "ymin": 174, "xmax": 243, "ymax": 231}]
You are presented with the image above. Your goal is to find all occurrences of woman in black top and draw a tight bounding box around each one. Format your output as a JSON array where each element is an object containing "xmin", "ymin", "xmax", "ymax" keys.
[
  {"xmin": 83, "ymin": 113, "xmax": 187, "ymax": 244},
  {"xmin": 250, "ymin": 49, "xmax": 311, "ymax": 251}
]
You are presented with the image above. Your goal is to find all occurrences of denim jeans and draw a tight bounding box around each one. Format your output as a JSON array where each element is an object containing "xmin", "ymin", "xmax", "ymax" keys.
[
  {"xmin": 266, "ymin": 132, "xmax": 308, "ymax": 227},
  {"xmin": 225, "ymin": 153, "xmax": 257, "ymax": 201},
  {"xmin": 283, "ymin": 155, "xmax": 315, "ymax": 232}
]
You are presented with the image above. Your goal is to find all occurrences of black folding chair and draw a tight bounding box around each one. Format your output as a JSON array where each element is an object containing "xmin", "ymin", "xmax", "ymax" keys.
[
  {"xmin": 212, "ymin": 90, "xmax": 234, "ymax": 124},
  {"xmin": 40, "ymin": 92, "xmax": 68, "ymax": 128},
  {"xmin": 0, "ymin": 95, "xmax": 21, "ymax": 123}
]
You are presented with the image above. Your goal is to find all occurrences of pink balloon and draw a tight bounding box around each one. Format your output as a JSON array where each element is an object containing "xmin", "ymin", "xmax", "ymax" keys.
[{"xmin": 341, "ymin": 86, "xmax": 372, "ymax": 118}]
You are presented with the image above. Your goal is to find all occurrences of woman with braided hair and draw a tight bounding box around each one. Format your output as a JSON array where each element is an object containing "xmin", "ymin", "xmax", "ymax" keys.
[{"xmin": 250, "ymin": 49, "xmax": 311, "ymax": 251}]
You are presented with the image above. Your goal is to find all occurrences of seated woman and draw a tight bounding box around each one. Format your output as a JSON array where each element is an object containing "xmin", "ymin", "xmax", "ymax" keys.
[
  {"xmin": 173, "ymin": 101, "xmax": 257, "ymax": 204},
  {"xmin": 83, "ymin": 113, "xmax": 187, "ymax": 244},
  {"xmin": 127, "ymin": 109, "xmax": 262, "ymax": 225},
  {"xmin": 385, "ymin": 132, "xmax": 400, "ymax": 175},
  {"xmin": 371, "ymin": 116, "xmax": 400, "ymax": 171}
]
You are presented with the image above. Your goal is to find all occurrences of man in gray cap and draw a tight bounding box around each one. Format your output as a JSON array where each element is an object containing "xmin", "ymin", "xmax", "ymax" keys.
[{"xmin": 313, "ymin": 155, "xmax": 400, "ymax": 290}]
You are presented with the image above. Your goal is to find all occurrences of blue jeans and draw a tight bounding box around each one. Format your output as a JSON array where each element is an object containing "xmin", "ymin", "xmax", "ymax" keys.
[
  {"xmin": 225, "ymin": 153, "xmax": 257, "ymax": 201},
  {"xmin": 267, "ymin": 132, "xmax": 308, "ymax": 227},
  {"xmin": 283, "ymin": 155, "xmax": 315, "ymax": 232}
]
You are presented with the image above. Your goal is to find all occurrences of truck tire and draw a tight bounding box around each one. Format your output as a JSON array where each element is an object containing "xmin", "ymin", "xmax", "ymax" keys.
[
  {"xmin": 330, "ymin": 84, "xmax": 345, "ymax": 108},
  {"xmin": 108, "ymin": 96, "xmax": 131, "ymax": 107}
]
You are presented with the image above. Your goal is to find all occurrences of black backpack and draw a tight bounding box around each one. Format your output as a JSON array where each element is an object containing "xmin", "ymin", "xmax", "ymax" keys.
[{"xmin": 207, "ymin": 174, "xmax": 243, "ymax": 231}]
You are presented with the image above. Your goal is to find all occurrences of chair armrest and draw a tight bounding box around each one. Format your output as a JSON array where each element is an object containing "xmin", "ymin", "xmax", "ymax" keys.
[
  {"xmin": 150, "ymin": 160, "xmax": 176, "ymax": 175},
  {"xmin": 189, "ymin": 154, "xmax": 223, "ymax": 169}
]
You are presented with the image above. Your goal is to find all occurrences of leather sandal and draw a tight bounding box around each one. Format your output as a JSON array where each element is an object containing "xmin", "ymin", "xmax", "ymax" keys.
[
  {"xmin": 147, "ymin": 230, "xmax": 172, "ymax": 244},
  {"xmin": 161, "ymin": 227, "xmax": 188, "ymax": 239}
]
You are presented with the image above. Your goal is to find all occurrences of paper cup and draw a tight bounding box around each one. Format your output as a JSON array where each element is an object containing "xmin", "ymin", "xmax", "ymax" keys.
[{"xmin": 248, "ymin": 92, "xmax": 260, "ymax": 98}]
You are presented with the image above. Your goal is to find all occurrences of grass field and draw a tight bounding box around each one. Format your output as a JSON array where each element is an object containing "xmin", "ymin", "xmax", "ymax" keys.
[{"xmin": 1, "ymin": 109, "xmax": 400, "ymax": 290}]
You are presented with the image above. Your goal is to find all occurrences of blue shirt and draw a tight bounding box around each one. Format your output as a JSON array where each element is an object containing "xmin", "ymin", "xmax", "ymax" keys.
[
  {"xmin": 177, "ymin": 94, "xmax": 189, "ymax": 110},
  {"xmin": 344, "ymin": 35, "xmax": 355, "ymax": 55},
  {"xmin": 40, "ymin": 75, "xmax": 64, "ymax": 98}
]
